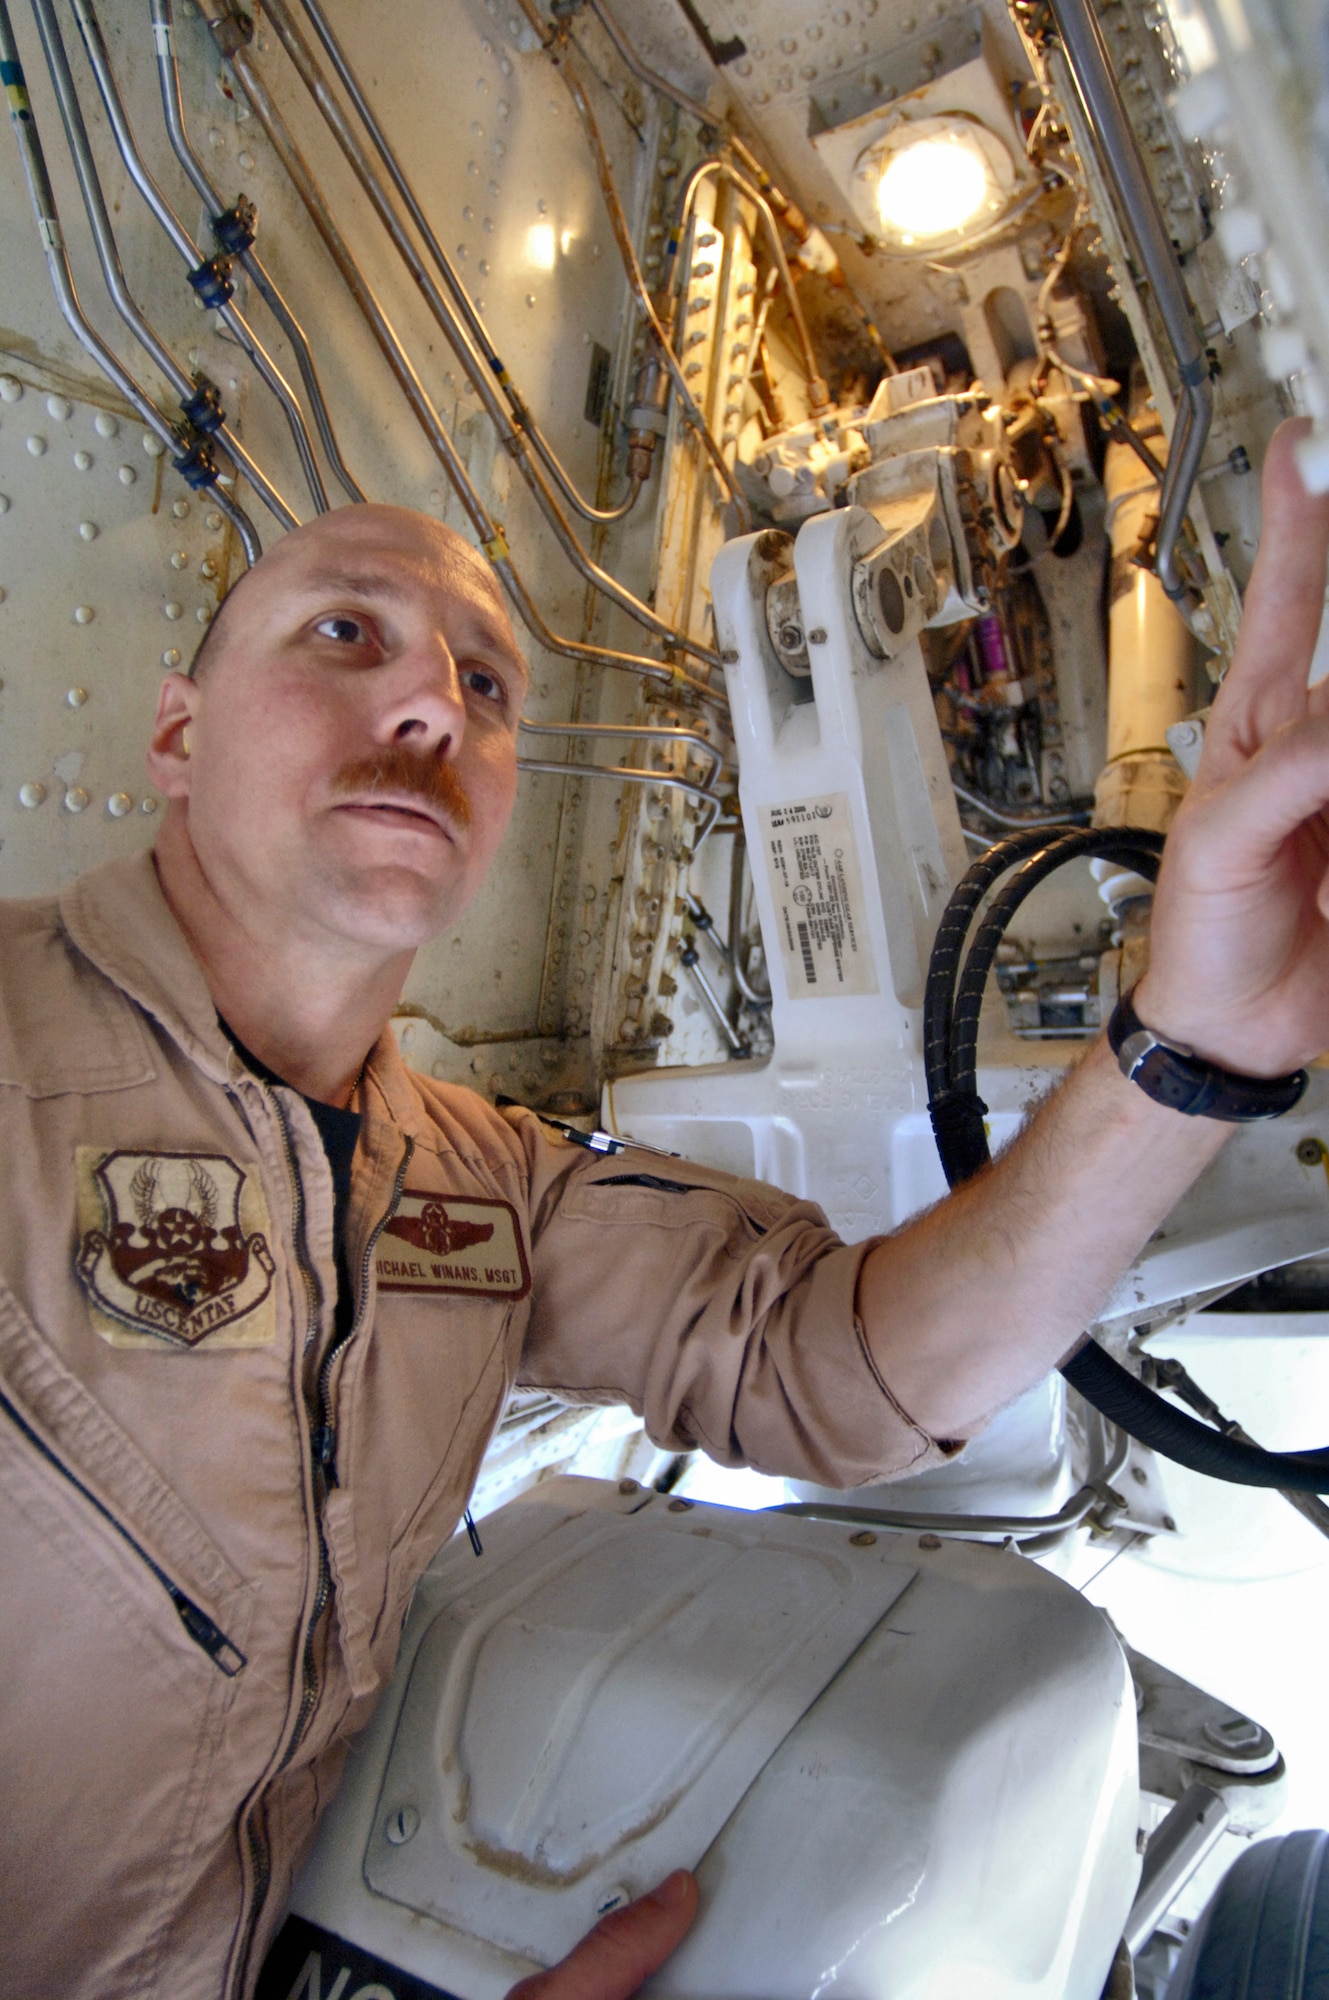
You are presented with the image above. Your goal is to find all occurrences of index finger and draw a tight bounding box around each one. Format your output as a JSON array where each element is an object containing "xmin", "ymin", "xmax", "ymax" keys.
[
  {"xmin": 1200, "ymin": 418, "xmax": 1329, "ymax": 785},
  {"xmin": 506, "ymin": 1872, "xmax": 700, "ymax": 2000}
]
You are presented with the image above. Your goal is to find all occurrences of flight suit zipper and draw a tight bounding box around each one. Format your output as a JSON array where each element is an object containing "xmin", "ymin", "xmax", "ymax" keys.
[
  {"xmin": 0, "ymin": 1386, "xmax": 246, "ymax": 1674},
  {"xmin": 231, "ymin": 1084, "xmax": 409, "ymax": 1995}
]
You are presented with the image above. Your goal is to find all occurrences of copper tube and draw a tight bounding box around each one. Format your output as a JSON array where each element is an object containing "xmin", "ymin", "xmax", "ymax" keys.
[
  {"xmin": 679, "ymin": 159, "xmax": 829, "ymax": 410},
  {"xmin": 516, "ymin": 0, "xmax": 751, "ymax": 529}
]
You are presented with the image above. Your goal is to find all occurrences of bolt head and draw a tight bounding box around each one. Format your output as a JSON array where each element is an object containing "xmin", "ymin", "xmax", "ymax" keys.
[{"xmin": 384, "ymin": 1804, "xmax": 420, "ymax": 1845}]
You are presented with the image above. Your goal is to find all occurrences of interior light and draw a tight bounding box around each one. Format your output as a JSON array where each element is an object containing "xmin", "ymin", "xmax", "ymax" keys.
[
  {"xmin": 526, "ymin": 222, "xmax": 556, "ymax": 271},
  {"xmin": 875, "ymin": 130, "xmax": 993, "ymax": 244}
]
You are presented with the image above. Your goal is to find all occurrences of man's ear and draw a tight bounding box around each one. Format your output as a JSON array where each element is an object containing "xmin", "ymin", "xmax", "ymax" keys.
[{"xmin": 146, "ymin": 672, "xmax": 199, "ymax": 799}]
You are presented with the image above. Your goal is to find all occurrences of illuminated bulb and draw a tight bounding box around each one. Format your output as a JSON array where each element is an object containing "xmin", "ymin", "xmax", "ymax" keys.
[{"xmin": 876, "ymin": 130, "xmax": 992, "ymax": 243}]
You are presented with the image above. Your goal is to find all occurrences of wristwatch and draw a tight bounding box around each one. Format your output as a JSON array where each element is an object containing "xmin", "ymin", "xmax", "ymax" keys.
[{"xmin": 1107, "ymin": 985, "xmax": 1308, "ymax": 1122}]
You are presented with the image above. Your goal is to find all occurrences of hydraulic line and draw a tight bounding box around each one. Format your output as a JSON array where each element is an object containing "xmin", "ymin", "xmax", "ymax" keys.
[
  {"xmin": 0, "ymin": 1, "xmax": 262, "ymax": 562},
  {"xmin": 514, "ymin": 0, "xmax": 750, "ymax": 531},
  {"xmin": 926, "ymin": 824, "xmax": 1329, "ymax": 1492},
  {"xmin": 149, "ymin": 0, "xmax": 364, "ymax": 506},
  {"xmin": 200, "ymin": 14, "xmax": 725, "ymax": 709},
  {"xmin": 26, "ymin": 0, "xmax": 296, "ymax": 535},
  {"xmin": 678, "ymin": 158, "xmax": 829, "ymax": 410},
  {"xmin": 67, "ymin": 0, "xmax": 327, "ymax": 517},
  {"xmin": 290, "ymin": 0, "xmax": 643, "ymax": 528},
  {"xmin": 254, "ymin": 0, "xmax": 705, "ymax": 663},
  {"xmin": 778, "ymin": 1419, "xmax": 1130, "ymax": 1544},
  {"xmin": 518, "ymin": 716, "xmax": 724, "ymax": 788},
  {"xmin": 587, "ymin": 0, "xmax": 715, "ymax": 130},
  {"xmin": 1044, "ymin": 0, "xmax": 1212, "ymax": 601}
]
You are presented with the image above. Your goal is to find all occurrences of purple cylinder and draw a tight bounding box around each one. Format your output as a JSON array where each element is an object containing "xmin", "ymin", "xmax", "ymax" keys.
[{"xmin": 976, "ymin": 613, "xmax": 1013, "ymax": 683}]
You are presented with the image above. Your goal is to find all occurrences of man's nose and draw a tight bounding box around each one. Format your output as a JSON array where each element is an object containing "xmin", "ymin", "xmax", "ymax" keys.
[{"xmin": 378, "ymin": 641, "xmax": 467, "ymax": 755}]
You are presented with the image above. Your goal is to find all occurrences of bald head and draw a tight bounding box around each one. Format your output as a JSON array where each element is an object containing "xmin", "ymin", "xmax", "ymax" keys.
[{"xmin": 190, "ymin": 505, "xmax": 521, "ymax": 687}]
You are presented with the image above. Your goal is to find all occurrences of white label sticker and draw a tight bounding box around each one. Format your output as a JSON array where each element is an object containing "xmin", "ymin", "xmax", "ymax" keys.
[{"xmin": 759, "ymin": 793, "xmax": 879, "ymax": 999}]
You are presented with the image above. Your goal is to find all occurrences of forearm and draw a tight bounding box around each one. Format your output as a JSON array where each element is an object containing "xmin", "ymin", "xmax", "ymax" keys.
[{"xmin": 857, "ymin": 1035, "xmax": 1231, "ymax": 1441}]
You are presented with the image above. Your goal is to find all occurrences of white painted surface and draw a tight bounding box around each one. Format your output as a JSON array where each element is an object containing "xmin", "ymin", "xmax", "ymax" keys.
[{"xmin": 293, "ymin": 1476, "xmax": 1142, "ymax": 1998}]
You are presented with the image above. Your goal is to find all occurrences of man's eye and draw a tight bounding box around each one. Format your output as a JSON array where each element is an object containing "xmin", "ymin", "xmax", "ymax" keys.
[
  {"xmin": 463, "ymin": 665, "xmax": 506, "ymax": 705},
  {"xmin": 314, "ymin": 615, "xmax": 367, "ymax": 644}
]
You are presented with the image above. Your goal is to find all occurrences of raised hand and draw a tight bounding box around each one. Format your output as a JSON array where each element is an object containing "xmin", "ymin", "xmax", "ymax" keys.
[
  {"xmin": 1137, "ymin": 418, "xmax": 1329, "ymax": 1073},
  {"xmin": 505, "ymin": 1873, "xmax": 699, "ymax": 2000}
]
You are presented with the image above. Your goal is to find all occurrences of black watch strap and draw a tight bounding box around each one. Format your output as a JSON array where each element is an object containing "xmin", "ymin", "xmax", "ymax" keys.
[{"xmin": 1107, "ymin": 985, "xmax": 1308, "ymax": 1122}]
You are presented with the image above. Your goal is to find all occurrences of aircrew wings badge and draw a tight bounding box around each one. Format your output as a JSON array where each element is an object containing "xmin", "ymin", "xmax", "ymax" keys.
[
  {"xmin": 75, "ymin": 1148, "xmax": 277, "ymax": 1350},
  {"xmin": 375, "ymin": 1190, "xmax": 530, "ymax": 1299}
]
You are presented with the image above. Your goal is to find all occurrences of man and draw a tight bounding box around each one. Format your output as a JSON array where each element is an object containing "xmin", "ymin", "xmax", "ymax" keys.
[{"xmin": 2, "ymin": 418, "xmax": 1328, "ymax": 2000}]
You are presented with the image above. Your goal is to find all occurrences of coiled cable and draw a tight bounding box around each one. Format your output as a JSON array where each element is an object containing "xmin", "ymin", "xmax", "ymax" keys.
[{"xmin": 926, "ymin": 824, "xmax": 1329, "ymax": 1491}]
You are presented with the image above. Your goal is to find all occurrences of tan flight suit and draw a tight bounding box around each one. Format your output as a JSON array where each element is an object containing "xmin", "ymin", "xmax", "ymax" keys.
[{"xmin": 0, "ymin": 853, "xmax": 958, "ymax": 1998}]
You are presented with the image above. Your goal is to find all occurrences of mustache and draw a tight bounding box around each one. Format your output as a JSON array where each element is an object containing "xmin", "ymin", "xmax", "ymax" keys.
[{"xmin": 331, "ymin": 745, "xmax": 472, "ymax": 829}]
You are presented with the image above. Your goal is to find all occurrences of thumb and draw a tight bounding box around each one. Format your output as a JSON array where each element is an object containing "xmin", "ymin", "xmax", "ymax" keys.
[{"xmin": 505, "ymin": 1871, "xmax": 700, "ymax": 2000}]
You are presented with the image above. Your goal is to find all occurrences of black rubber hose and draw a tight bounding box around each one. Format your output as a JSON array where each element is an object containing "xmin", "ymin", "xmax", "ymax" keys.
[
  {"xmin": 926, "ymin": 820, "xmax": 1329, "ymax": 1491},
  {"xmin": 923, "ymin": 827, "xmax": 1058, "ymax": 1103},
  {"xmin": 1063, "ymin": 1342, "xmax": 1329, "ymax": 1491},
  {"xmin": 950, "ymin": 831, "xmax": 1163, "ymax": 1094}
]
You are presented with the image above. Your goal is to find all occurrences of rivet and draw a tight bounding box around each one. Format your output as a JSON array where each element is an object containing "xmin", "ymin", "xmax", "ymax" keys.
[
  {"xmin": 66, "ymin": 686, "xmax": 89, "ymax": 707},
  {"xmin": 73, "ymin": 604, "xmax": 94, "ymax": 625},
  {"xmin": 199, "ymin": 556, "xmax": 217, "ymax": 579},
  {"xmin": 206, "ymin": 511, "xmax": 223, "ymax": 529},
  {"xmin": 73, "ymin": 449, "xmax": 93, "ymax": 471},
  {"xmin": 162, "ymin": 647, "xmax": 182, "ymax": 668},
  {"xmin": 18, "ymin": 782, "xmax": 46, "ymax": 809},
  {"xmin": 238, "ymin": 149, "xmax": 255, "ymax": 170},
  {"xmin": 26, "ymin": 435, "xmax": 47, "ymax": 457},
  {"xmin": 849, "ymin": 1529, "xmax": 877, "ymax": 1546},
  {"xmin": 94, "ymin": 411, "xmax": 119, "ymax": 437},
  {"xmin": 808, "ymin": 626, "xmax": 828, "ymax": 644},
  {"xmin": 141, "ymin": 795, "xmax": 159, "ymax": 814},
  {"xmin": 617, "ymin": 1477, "xmax": 639, "ymax": 1494},
  {"xmin": 46, "ymin": 394, "xmax": 71, "ymax": 421},
  {"xmin": 918, "ymin": 1532, "xmax": 943, "ymax": 1550},
  {"xmin": 64, "ymin": 786, "xmax": 90, "ymax": 813},
  {"xmin": 143, "ymin": 432, "xmax": 166, "ymax": 458},
  {"xmin": 78, "ymin": 521, "xmax": 98, "ymax": 541},
  {"xmin": 118, "ymin": 464, "xmax": 137, "ymax": 486},
  {"xmin": 0, "ymin": 494, "xmax": 9, "ymax": 513},
  {"xmin": 170, "ymin": 551, "xmax": 188, "ymax": 570},
  {"xmin": 1296, "ymin": 1137, "xmax": 1325, "ymax": 1166},
  {"xmin": 0, "ymin": 585, "xmax": 6, "ymax": 602},
  {"xmin": 525, "ymin": 292, "xmax": 535, "ymax": 307},
  {"xmin": 667, "ymin": 1497, "xmax": 694, "ymax": 1512},
  {"xmin": 108, "ymin": 791, "xmax": 133, "ymax": 817},
  {"xmin": 172, "ymin": 498, "xmax": 190, "ymax": 518},
  {"xmin": 164, "ymin": 601, "xmax": 183, "ymax": 620},
  {"xmin": 384, "ymin": 1805, "xmax": 419, "ymax": 1845},
  {"xmin": 0, "ymin": 374, "xmax": 22, "ymax": 402},
  {"xmin": 197, "ymin": 606, "xmax": 211, "ymax": 624}
]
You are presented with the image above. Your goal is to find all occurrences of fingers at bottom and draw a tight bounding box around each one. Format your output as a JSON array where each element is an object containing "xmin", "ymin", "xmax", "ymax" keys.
[{"xmin": 505, "ymin": 1871, "xmax": 700, "ymax": 2000}]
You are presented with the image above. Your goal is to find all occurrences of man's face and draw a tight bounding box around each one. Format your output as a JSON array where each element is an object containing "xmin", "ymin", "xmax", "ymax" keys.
[{"xmin": 151, "ymin": 507, "xmax": 526, "ymax": 954}]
